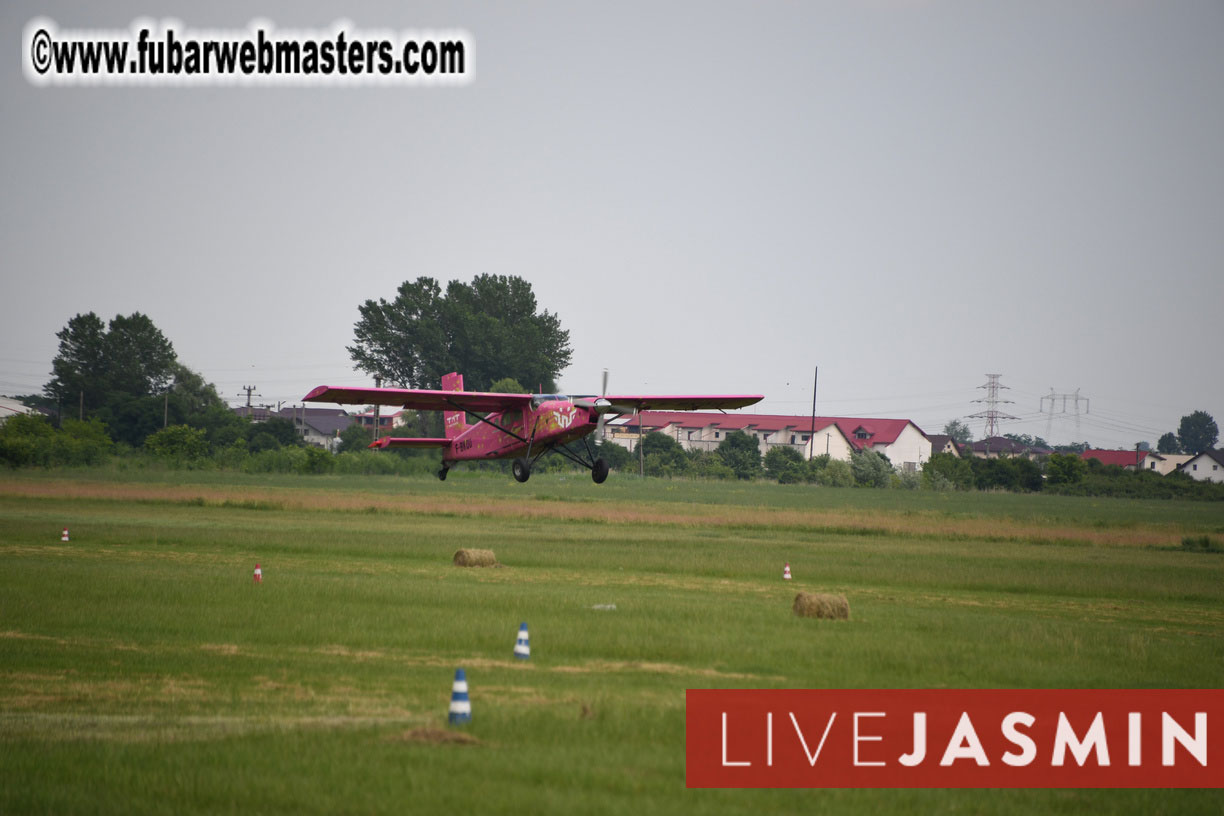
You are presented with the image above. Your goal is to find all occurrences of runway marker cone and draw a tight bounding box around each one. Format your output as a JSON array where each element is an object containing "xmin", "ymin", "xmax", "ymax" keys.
[
  {"xmin": 514, "ymin": 622, "xmax": 530, "ymax": 660},
  {"xmin": 61, "ymin": 527, "xmax": 70, "ymax": 542},
  {"xmin": 783, "ymin": 562, "xmax": 792, "ymax": 581},
  {"xmin": 253, "ymin": 563, "xmax": 262, "ymax": 583},
  {"xmin": 448, "ymin": 668, "xmax": 471, "ymax": 725}
]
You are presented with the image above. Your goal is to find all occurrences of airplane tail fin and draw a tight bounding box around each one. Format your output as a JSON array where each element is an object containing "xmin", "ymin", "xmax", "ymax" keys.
[{"xmin": 441, "ymin": 372, "xmax": 468, "ymax": 439}]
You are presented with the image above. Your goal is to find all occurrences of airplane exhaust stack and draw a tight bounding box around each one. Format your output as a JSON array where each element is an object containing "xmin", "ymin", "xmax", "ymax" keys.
[
  {"xmin": 253, "ymin": 563, "xmax": 262, "ymax": 583},
  {"xmin": 514, "ymin": 622, "xmax": 531, "ymax": 660},
  {"xmin": 448, "ymin": 668, "xmax": 471, "ymax": 725}
]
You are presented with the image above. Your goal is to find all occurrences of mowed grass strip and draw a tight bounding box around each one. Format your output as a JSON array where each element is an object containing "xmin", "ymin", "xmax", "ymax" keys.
[
  {"xmin": 1, "ymin": 471, "xmax": 1222, "ymax": 815},
  {"xmin": 0, "ymin": 472, "xmax": 1213, "ymax": 548}
]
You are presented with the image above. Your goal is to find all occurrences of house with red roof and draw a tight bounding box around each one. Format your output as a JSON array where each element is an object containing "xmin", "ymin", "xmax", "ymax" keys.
[
  {"xmin": 606, "ymin": 412, "xmax": 931, "ymax": 472},
  {"xmin": 1080, "ymin": 448, "xmax": 1149, "ymax": 470},
  {"xmin": 352, "ymin": 409, "xmax": 410, "ymax": 431}
]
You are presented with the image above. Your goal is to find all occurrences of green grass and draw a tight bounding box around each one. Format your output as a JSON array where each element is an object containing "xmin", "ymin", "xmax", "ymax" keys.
[{"xmin": 1, "ymin": 470, "xmax": 1222, "ymax": 814}]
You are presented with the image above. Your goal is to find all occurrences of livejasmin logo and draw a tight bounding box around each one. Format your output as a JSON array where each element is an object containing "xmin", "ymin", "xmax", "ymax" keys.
[{"xmin": 685, "ymin": 689, "xmax": 1223, "ymax": 788}]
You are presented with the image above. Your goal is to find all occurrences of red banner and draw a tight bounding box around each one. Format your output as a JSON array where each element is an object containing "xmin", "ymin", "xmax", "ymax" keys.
[{"xmin": 686, "ymin": 689, "xmax": 1223, "ymax": 788}]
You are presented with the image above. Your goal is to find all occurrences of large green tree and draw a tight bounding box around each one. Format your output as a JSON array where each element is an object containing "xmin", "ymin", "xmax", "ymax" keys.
[
  {"xmin": 943, "ymin": 419, "xmax": 973, "ymax": 446},
  {"xmin": 1156, "ymin": 432, "xmax": 1181, "ymax": 454},
  {"xmin": 1177, "ymin": 410, "xmax": 1219, "ymax": 455},
  {"xmin": 44, "ymin": 312, "xmax": 224, "ymax": 447},
  {"xmin": 46, "ymin": 312, "xmax": 176, "ymax": 411},
  {"xmin": 716, "ymin": 431, "xmax": 761, "ymax": 480},
  {"xmin": 348, "ymin": 275, "xmax": 573, "ymax": 393}
]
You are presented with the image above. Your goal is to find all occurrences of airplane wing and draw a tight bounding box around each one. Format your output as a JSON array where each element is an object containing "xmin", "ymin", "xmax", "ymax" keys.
[
  {"xmin": 598, "ymin": 394, "xmax": 764, "ymax": 412},
  {"xmin": 303, "ymin": 386, "xmax": 534, "ymax": 413},
  {"xmin": 368, "ymin": 437, "xmax": 451, "ymax": 449}
]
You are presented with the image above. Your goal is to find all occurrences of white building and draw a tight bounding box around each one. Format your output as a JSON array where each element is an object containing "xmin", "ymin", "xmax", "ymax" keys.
[
  {"xmin": 606, "ymin": 411, "xmax": 931, "ymax": 471},
  {"xmin": 1142, "ymin": 452, "xmax": 1193, "ymax": 476},
  {"xmin": 1180, "ymin": 449, "xmax": 1224, "ymax": 483},
  {"xmin": 0, "ymin": 397, "xmax": 39, "ymax": 423}
]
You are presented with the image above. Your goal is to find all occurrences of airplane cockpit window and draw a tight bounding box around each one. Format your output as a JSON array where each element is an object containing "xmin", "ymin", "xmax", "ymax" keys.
[{"xmin": 530, "ymin": 394, "xmax": 568, "ymax": 408}]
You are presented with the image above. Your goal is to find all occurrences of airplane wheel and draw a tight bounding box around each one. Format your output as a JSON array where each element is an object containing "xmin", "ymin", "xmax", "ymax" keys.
[
  {"xmin": 512, "ymin": 457, "xmax": 531, "ymax": 483},
  {"xmin": 591, "ymin": 458, "xmax": 609, "ymax": 484},
  {"xmin": 437, "ymin": 467, "xmax": 449, "ymax": 481}
]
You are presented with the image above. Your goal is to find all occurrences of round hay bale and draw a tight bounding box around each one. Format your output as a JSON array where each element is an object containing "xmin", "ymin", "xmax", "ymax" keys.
[
  {"xmin": 453, "ymin": 548, "xmax": 498, "ymax": 568},
  {"xmin": 793, "ymin": 592, "xmax": 850, "ymax": 620}
]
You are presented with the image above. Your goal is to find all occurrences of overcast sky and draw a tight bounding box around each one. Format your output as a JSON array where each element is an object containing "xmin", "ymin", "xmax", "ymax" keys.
[{"xmin": 3, "ymin": 1, "xmax": 1221, "ymax": 448}]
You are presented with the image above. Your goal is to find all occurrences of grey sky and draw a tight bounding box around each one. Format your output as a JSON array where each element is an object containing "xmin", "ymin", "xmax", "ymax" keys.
[{"xmin": 3, "ymin": 1, "xmax": 1221, "ymax": 448}]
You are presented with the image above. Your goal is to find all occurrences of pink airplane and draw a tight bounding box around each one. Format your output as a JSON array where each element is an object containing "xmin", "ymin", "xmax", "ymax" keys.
[{"xmin": 304, "ymin": 372, "xmax": 762, "ymax": 483}]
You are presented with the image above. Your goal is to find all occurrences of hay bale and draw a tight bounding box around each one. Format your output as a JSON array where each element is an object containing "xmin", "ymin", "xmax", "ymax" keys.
[
  {"xmin": 453, "ymin": 548, "xmax": 498, "ymax": 567},
  {"xmin": 793, "ymin": 592, "xmax": 850, "ymax": 620}
]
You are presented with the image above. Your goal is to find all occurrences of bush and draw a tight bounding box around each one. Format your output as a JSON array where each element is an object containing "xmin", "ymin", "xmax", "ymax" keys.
[
  {"xmin": 633, "ymin": 432, "xmax": 688, "ymax": 477},
  {"xmin": 922, "ymin": 453, "xmax": 973, "ymax": 491},
  {"xmin": 1181, "ymin": 535, "xmax": 1222, "ymax": 553},
  {"xmin": 850, "ymin": 450, "xmax": 893, "ymax": 488},
  {"xmin": 1046, "ymin": 453, "xmax": 1087, "ymax": 485},
  {"xmin": 298, "ymin": 446, "xmax": 335, "ymax": 474},
  {"xmin": 243, "ymin": 447, "xmax": 308, "ymax": 474},
  {"xmin": 716, "ymin": 431, "xmax": 762, "ymax": 480},
  {"xmin": 895, "ymin": 469, "xmax": 921, "ymax": 490},
  {"xmin": 686, "ymin": 450, "xmax": 735, "ymax": 480},
  {"xmin": 816, "ymin": 459, "xmax": 854, "ymax": 487},
  {"xmin": 804, "ymin": 453, "xmax": 832, "ymax": 483},
  {"xmin": 595, "ymin": 440, "xmax": 633, "ymax": 471},
  {"xmin": 144, "ymin": 425, "xmax": 209, "ymax": 462},
  {"xmin": 0, "ymin": 414, "xmax": 114, "ymax": 468},
  {"xmin": 764, "ymin": 446, "xmax": 804, "ymax": 481}
]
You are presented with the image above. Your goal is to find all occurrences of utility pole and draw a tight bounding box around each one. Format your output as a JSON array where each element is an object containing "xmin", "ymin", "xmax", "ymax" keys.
[
  {"xmin": 809, "ymin": 366, "xmax": 818, "ymax": 461},
  {"xmin": 373, "ymin": 375, "xmax": 382, "ymax": 443},
  {"xmin": 638, "ymin": 410, "xmax": 645, "ymax": 478},
  {"xmin": 239, "ymin": 385, "xmax": 260, "ymax": 408},
  {"xmin": 968, "ymin": 374, "xmax": 1018, "ymax": 439}
]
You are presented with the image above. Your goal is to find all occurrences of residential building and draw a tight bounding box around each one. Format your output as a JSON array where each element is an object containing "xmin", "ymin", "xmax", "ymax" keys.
[
  {"xmin": 969, "ymin": 437, "xmax": 1050, "ymax": 460},
  {"xmin": 352, "ymin": 409, "xmax": 410, "ymax": 431},
  {"xmin": 1080, "ymin": 449, "xmax": 1149, "ymax": 470},
  {"xmin": 0, "ymin": 397, "xmax": 39, "ymax": 422},
  {"xmin": 925, "ymin": 434, "xmax": 962, "ymax": 458},
  {"xmin": 606, "ymin": 412, "xmax": 930, "ymax": 472},
  {"xmin": 1179, "ymin": 449, "xmax": 1224, "ymax": 483},
  {"xmin": 233, "ymin": 404, "xmax": 354, "ymax": 451},
  {"xmin": 1142, "ymin": 452, "xmax": 1193, "ymax": 475}
]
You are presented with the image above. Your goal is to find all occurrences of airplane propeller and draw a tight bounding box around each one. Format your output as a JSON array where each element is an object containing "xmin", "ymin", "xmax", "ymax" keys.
[{"xmin": 573, "ymin": 369, "xmax": 627, "ymax": 437}]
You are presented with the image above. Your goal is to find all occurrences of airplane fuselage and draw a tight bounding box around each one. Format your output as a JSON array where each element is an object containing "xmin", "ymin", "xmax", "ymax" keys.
[{"xmin": 444, "ymin": 399, "xmax": 599, "ymax": 464}]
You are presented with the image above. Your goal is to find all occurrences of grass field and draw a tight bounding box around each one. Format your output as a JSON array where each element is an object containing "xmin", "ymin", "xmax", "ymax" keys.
[{"xmin": 2, "ymin": 469, "xmax": 1222, "ymax": 814}]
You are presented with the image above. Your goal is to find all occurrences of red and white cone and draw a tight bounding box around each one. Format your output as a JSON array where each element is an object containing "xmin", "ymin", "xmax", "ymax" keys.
[
  {"xmin": 783, "ymin": 562, "xmax": 792, "ymax": 581},
  {"xmin": 253, "ymin": 563, "xmax": 262, "ymax": 583},
  {"xmin": 61, "ymin": 528, "xmax": 70, "ymax": 542}
]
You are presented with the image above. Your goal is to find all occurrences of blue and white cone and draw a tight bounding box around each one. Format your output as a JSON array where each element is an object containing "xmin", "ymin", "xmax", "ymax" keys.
[
  {"xmin": 448, "ymin": 668, "xmax": 471, "ymax": 725},
  {"xmin": 514, "ymin": 622, "xmax": 531, "ymax": 660}
]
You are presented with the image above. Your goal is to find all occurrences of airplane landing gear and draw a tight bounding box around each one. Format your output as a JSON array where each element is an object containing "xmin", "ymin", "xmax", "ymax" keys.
[
  {"xmin": 591, "ymin": 457, "xmax": 609, "ymax": 484},
  {"xmin": 437, "ymin": 466, "xmax": 449, "ymax": 481},
  {"xmin": 512, "ymin": 457, "xmax": 531, "ymax": 483}
]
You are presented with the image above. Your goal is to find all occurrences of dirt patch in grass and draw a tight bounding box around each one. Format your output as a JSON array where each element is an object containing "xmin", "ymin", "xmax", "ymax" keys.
[
  {"xmin": 549, "ymin": 660, "xmax": 776, "ymax": 681},
  {"xmin": 312, "ymin": 644, "xmax": 388, "ymax": 661},
  {"xmin": 388, "ymin": 727, "xmax": 481, "ymax": 746}
]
